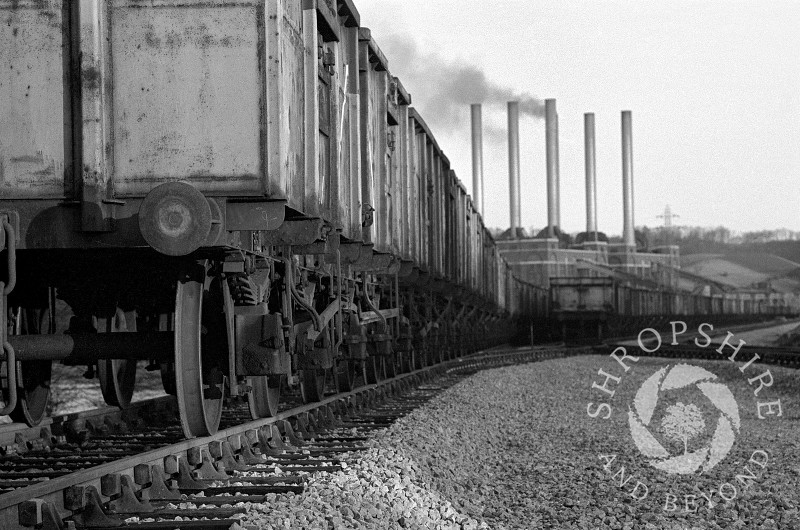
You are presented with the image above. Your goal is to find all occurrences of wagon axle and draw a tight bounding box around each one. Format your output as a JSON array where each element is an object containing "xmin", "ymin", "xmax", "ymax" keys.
[{"xmin": 7, "ymin": 332, "xmax": 174, "ymax": 364}]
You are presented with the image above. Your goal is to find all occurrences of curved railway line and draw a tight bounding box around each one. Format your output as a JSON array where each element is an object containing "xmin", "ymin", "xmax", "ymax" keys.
[
  {"xmin": 603, "ymin": 318, "xmax": 800, "ymax": 367},
  {"xmin": 605, "ymin": 343, "xmax": 800, "ymax": 367},
  {"xmin": 0, "ymin": 318, "xmax": 797, "ymax": 529},
  {"xmin": 0, "ymin": 344, "xmax": 583, "ymax": 530}
]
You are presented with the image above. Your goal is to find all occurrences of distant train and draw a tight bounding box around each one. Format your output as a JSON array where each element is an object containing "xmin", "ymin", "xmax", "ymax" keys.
[
  {"xmin": 0, "ymin": 0, "xmax": 539, "ymax": 438},
  {"xmin": 549, "ymin": 273, "xmax": 795, "ymax": 340}
]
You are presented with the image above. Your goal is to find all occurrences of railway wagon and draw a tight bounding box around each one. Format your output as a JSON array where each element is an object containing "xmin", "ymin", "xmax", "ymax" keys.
[
  {"xmin": 550, "ymin": 276, "xmax": 613, "ymax": 339},
  {"xmin": 0, "ymin": 0, "xmax": 523, "ymax": 438},
  {"xmin": 550, "ymin": 275, "xmax": 795, "ymax": 340}
]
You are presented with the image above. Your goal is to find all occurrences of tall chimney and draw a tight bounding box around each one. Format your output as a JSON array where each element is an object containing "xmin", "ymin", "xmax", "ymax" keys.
[
  {"xmin": 545, "ymin": 99, "xmax": 559, "ymax": 238},
  {"xmin": 471, "ymin": 104, "xmax": 484, "ymax": 217},
  {"xmin": 621, "ymin": 110, "xmax": 635, "ymax": 248},
  {"xmin": 555, "ymin": 110, "xmax": 561, "ymax": 228},
  {"xmin": 508, "ymin": 101, "xmax": 521, "ymax": 235},
  {"xmin": 584, "ymin": 113, "xmax": 598, "ymax": 237}
]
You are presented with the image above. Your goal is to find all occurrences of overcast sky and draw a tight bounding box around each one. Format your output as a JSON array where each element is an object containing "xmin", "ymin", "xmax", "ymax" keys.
[{"xmin": 359, "ymin": 1, "xmax": 800, "ymax": 235}]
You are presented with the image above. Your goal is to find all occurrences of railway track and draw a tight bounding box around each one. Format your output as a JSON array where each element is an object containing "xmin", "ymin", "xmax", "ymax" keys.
[
  {"xmin": 0, "ymin": 397, "xmax": 175, "ymax": 454},
  {"xmin": 604, "ymin": 319, "xmax": 800, "ymax": 367},
  {"xmin": 607, "ymin": 317, "xmax": 799, "ymax": 346},
  {"xmin": 3, "ymin": 321, "xmax": 794, "ymax": 529},
  {"xmin": 603, "ymin": 343, "xmax": 800, "ymax": 367},
  {"xmin": 0, "ymin": 344, "xmax": 584, "ymax": 530}
]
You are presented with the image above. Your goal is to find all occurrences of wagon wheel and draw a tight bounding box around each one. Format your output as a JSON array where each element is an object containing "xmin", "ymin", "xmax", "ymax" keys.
[
  {"xmin": 300, "ymin": 322, "xmax": 334, "ymax": 403},
  {"xmin": 431, "ymin": 335, "xmax": 443, "ymax": 364},
  {"xmin": 335, "ymin": 358, "xmax": 357, "ymax": 392},
  {"xmin": 155, "ymin": 313, "xmax": 177, "ymax": 396},
  {"xmin": 443, "ymin": 334, "xmax": 453, "ymax": 361},
  {"xmin": 395, "ymin": 352, "xmax": 406, "ymax": 374},
  {"xmin": 248, "ymin": 375, "xmax": 282, "ymax": 419},
  {"xmin": 384, "ymin": 351, "xmax": 398, "ymax": 379},
  {"xmin": 97, "ymin": 309, "xmax": 138, "ymax": 408},
  {"xmin": 7, "ymin": 305, "xmax": 53, "ymax": 426},
  {"xmin": 414, "ymin": 346, "xmax": 427, "ymax": 370},
  {"xmin": 160, "ymin": 364, "xmax": 177, "ymax": 395},
  {"xmin": 364, "ymin": 355, "xmax": 385, "ymax": 385},
  {"xmin": 174, "ymin": 263, "xmax": 227, "ymax": 438},
  {"xmin": 300, "ymin": 368, "xmax": 327, "ymax": 403},
  {"xmin": 412, "ymin": 334, "xmax": 428, "ymax": 369},
  {"xmin": 400, "ymin": 349, "xmax": 416, "ymax": 373}
]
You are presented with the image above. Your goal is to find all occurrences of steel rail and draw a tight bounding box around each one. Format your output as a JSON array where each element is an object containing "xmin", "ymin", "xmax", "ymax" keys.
[{"xmin": 0, "ymin": 396, "xmax": 175, "ymax": 449}]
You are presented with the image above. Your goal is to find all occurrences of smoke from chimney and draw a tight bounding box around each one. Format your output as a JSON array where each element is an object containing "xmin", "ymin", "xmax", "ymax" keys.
[{"xmin": 379, "ymin": 35, "xmax": 545, "ymax": 136}]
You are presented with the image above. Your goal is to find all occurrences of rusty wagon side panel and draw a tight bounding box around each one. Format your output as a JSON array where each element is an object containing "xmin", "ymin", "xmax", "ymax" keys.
[
  {"xmin": 357, "ymin": 28, "xmax": 385, "ymax": 249},
  {"xmin": 0, "ymin": 1, "xmax": 70, "ymax": 199},
  {"xmin": 335, "ymin": 8, "xmax": 362, "ymax": 239},
  {"xmin": 109, "ymin": 1, "xmax": 265, "ymax": 197}
]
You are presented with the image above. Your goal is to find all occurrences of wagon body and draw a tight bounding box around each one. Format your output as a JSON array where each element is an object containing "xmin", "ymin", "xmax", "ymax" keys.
[{"xmin": 1, "ymin": 0, "xmax": 367, "ymax": 248}]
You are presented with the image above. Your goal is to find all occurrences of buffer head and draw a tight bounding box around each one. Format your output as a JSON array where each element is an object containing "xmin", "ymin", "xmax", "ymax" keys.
[{"xmin": 139, "ymin": 181, "xmax": 212, "ymax": 256}]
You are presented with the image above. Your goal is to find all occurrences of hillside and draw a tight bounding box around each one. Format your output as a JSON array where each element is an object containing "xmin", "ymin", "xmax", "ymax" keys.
[{"xmin": 681, "ymin": 240, "xmax": 800, "ymax": 263}]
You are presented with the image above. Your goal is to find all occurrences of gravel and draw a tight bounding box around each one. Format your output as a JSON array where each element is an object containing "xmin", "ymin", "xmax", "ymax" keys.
[
  {"xmin": 232, "ymin": 447, "xmax": 488, "ymax": 530},
  {"xmin": 237, "ymin": 354, "xmax": 800, "ymax": 529}
]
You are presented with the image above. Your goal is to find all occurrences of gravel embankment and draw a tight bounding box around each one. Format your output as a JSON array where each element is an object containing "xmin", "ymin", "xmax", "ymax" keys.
[
  {"xmin": 236, "ymin": 354, "xmax": 799, "ymax": 529},
  {"xmin": 374, "ymin": 356, "xmax": 800, "ymax": 529},
  {"xmin": 233, "ymin": 447, "xmax": 488, "ymax": 529}
]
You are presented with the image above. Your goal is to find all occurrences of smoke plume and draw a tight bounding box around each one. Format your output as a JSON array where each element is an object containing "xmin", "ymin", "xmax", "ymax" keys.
[{"xmin": 380, "ymin": 35, "xmax": 544, "ymax": 139}]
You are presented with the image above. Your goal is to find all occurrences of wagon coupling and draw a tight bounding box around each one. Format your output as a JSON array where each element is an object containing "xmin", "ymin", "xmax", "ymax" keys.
[
  {"xmin": 0, "ymin": 217, "xmax": 18, "ymax": 415},
  {"xmin": 2, "ymin": 218, "xmax": 17, "ymax": 295}
]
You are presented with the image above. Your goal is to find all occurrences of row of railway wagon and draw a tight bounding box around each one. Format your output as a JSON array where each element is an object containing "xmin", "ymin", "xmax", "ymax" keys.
[
  {"xmin": 547, "ymin": 262, "xmax": 795, "ymax": 340},
  {"xmin": 0, "ymin": 0, "xmax": 537, "ymax": 437}
]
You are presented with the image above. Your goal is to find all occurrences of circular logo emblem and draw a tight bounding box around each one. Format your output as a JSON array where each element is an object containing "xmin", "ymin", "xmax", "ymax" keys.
[{"xmin": 628, "ymin": 363, "xmax": 740, "ymax": 475}]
